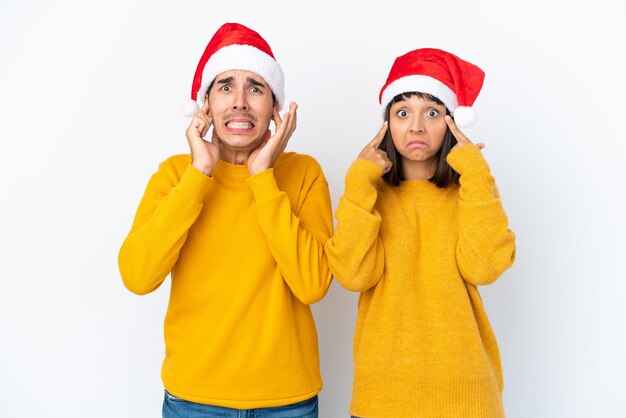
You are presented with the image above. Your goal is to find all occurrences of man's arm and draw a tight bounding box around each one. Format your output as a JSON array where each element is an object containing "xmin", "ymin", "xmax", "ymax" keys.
[
  {"xmin": 118, "ymin": 158, "xmax": 211, "ymax": 294},
  {"xmin": 119, "ymin": 99, "xmax": 219, "ymax": 294},
  {"xmin": 246, "ymin": 157, "xmax": 333, "ymax": 305}
]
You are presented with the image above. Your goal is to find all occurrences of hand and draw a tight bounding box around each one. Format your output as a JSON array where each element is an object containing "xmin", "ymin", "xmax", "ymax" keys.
[
  {"xmin": 358, "ymin": 121, "xmax": 392, "ymax": 174},
  {"xmin": 445, "ymin": 115, "xmax": 485, "ymax": 152},
  {"xmin": 247, "ymin": 102, "xmax": 298, "ymax": 176},
  {"xmin": 185, "ymin": 98, "xmax": 220, "ymax": 176}
]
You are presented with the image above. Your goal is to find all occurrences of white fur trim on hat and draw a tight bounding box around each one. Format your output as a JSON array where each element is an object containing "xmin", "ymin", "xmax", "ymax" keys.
[
  {"xmin": 380, "ymin": 75, "xmax": 458, "ymax": 117},
  {"xmin": 452, "ymin": 106, "xmax": 476, "ymax": 128},
  {"xmin": 196, "ymin": 44, "xmax": 285, "ymax": 111},
  {"xmin": 183, "ymin": 99, "xmax": 200, "ymax": 117}
]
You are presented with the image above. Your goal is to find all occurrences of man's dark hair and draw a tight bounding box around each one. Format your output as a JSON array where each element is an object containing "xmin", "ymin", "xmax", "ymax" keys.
[{"xmin": 380, "ymin": 92, "xmax": 460, "ymax": 188}]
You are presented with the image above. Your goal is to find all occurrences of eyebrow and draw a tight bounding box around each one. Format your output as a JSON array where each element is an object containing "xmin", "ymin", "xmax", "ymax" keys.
[
  {"xmin": 215, "ymin": 76, "xmax": 266, "ymax": 89},
  {"xmin": 394, "ymin": 99, "xmax": 442, "ymax": 107},
  {"xmin": 246, "ymin": 77, "xmax": 265, "ymax": 88},
  {"xmin": 216, "ymin": 76, "xmax": 234, "ymax": 85}
]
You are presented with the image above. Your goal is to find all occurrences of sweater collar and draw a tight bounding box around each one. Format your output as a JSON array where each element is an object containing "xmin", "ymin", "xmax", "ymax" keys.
[{"xmin": 213, "ymin": 159, "xmax": 250, "ymax": 189}]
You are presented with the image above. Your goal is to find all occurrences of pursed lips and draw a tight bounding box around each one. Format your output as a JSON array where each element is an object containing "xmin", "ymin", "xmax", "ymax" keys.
[{"xmin": 406, "ymin": 139, "xmax": 429, "ymax": 149}]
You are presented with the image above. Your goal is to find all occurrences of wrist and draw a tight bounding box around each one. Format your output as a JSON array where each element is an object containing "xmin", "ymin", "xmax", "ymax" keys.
[
  {"xmin": 191, "ymin": 159, "xmax": 215, "ymax": 177},
  {"xmin": 247, "ymin": 156, "xmax": 273, "ymax": 176}
]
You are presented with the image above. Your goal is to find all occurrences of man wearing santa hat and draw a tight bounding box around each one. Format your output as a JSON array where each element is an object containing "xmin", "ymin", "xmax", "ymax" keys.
[{"xmin": 118, "ymin": 22, "xmax": 332, "ymax": 418}]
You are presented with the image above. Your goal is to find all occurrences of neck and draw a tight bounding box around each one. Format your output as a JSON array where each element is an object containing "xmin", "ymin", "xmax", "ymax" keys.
[
  {"xmin": 402, "ymin": 158, "xmax": 437, "ymax": 181},
  {"xmin": 219, "ymin": 140, "xmax": 262, "ymax": 165},
  {"xmin": 219, "ymin": 148, "xmax": 252, "ymax": 165}
]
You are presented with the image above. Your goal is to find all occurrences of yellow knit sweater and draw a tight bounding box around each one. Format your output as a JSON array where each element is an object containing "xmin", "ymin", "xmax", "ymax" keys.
[
  {"xmin": 325, "ymin": 145, "xmax": 516, "ymax": 418},
  {"xmin": 118, "ymin": 152, "xmax": 333, "ymax": 408}
]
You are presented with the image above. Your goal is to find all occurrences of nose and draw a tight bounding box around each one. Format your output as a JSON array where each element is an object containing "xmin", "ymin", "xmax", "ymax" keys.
[
  {"xmin": 231, "ymin": 89, "xmax": 248, "ymax": 111},
  {"xmin": 409, "ymin": 115, "xmax": 425, "ymax": 133}
]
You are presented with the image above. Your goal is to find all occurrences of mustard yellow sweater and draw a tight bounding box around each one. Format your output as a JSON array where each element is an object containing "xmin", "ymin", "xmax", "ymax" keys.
[
  {"xmin": 118, "ymin": 152, "xmax": 333, "ymax": 408},
  {"xmin": 325, "ymin": 145, "xmax": 516, "ymax": 418}
]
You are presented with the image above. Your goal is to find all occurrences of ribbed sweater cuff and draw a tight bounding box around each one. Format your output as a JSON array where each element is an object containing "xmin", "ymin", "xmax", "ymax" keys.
[
  {"xmin": 351, "ymin": 374, "xmax": 504, "ymax": 418},
  {"xmin": 447, "ymin": 145, "xmax": 496, "ymax": 202},
  {"xmin": 343, "ymin": 159, "xmax": 383, "ymax": 212},
  {"xmin": 173, "ymin": 164, "xmax": 213, "ymax": 204},
  {"xmin": 245, "ymin": 168, "xmax": 282, "ymax": 203}
]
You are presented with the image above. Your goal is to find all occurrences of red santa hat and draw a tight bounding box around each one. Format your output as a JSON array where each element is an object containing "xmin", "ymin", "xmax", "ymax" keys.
[
  {"xmin": 183, "ymin": 22, "xmax": 285, "ymax": 117},
  {"xmin": 379, "ymin": 48, "xmax": 485, "ymax": 128}
]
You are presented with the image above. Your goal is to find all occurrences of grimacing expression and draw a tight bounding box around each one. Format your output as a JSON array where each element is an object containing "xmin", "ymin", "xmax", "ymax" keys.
[
  {"xmin": 208, "ymin": 70, "xmax": 276, "ymax": 153},
  {"xmin": 389, "ymin": 94, "xmax": 448, "ymax": 168}
]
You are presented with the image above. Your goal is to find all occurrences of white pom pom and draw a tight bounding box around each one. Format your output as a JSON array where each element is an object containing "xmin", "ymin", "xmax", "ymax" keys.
[
  {"xmin": 183, "ymin": 99, "xmax": 200, "ymax": 117},
  {"xmin": 453, "ymin": 106, "xmax": 476, "ymax": 129}
]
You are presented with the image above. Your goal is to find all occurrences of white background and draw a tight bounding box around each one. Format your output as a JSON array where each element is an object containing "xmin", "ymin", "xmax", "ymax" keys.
[{"xmin": 1, "ymin": 0, "xmax": 625, "ymax": 417}]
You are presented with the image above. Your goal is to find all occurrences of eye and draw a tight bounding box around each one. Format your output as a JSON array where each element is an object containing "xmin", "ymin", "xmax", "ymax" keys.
[
  {"xmin": 395, "ymin": 109, "xmax": 409, "ymax": 118},
  {"xmin": 426, "ymin": 108, "xmax": 440, "ymax": 117},
  {"xmin": 249, "ymin": 86, "xmax": 261, "ymax": 93},
  {"xmin": 219, "ymin": 85, "xmax": 231, "ymax": 91}
]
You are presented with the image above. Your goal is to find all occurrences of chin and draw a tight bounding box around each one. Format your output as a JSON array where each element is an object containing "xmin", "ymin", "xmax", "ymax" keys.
[{"xmin": 222, "ymin": 134, "xmax": 263, "ymax": 148}]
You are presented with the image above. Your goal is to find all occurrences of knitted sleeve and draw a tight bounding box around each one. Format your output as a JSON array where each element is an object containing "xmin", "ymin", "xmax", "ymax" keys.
[
  {"xmin": 447, "ymin": 145, "xmax": 517, "ymax": 285},
  {"xmin": 118, "ymin": 157, "xmax": 212, "ymax": 295},
  {"xmin": 324, "ymin": 159, "xmax": 386, "ymax": 292},
  {"xmin": 246, "ymin": 157, "xmax": 334, "ymax": 305}
]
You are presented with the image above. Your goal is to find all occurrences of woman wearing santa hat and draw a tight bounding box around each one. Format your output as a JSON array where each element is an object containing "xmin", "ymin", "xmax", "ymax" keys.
[{"xmin": 324, "ymin": 48, "xmax": 517, "ymax": 417}]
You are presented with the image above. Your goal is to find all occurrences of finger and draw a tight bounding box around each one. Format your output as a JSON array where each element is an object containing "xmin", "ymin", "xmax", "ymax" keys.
[
  {"xmin": 367, "ymin": 121, "xmax": 388, "ymax": 148},
  {"xmin": 286, "ymin": 102, "xmax": 297, "ymax": 138},
  {"xmin": 445, "ymin": 115, "xmax": 471, "ymax": 143},
  {"xmin": 200, "ymin": 122, "xmax": 210, "ymax": 138},
  {"xmin": 287, "ymin": 102, "xmax": 297, "ymax": 123},
  {"xmin": 210, "ymin": 132, "xmax": 220, "ymax": 147},
  {"xmin": 376, "ymin": 149, "xmax": 388, "ymax": 158},
  {"xmin": 272, "ymin": 106, "xmax": 283, "ymax": 131},
  {"xmin": 192, "ymin": 116, "xmax": 208, "ymax": 137},
  {"xmin": 274, "ymin": 112, "xmax": 292, "ymax": 146},
  {"xmin": 284, "ymin": 102, "xmax": 298, "ymax": 139},
  {"xmin": 187, "ymin": 125, "xmax": 206, "ymax": 145},
  {"xmin": 193, "ymin": 113, "xmax": 210, "ymax": 132},
  {"xmin": 378, "ymin": 154, "xmax": 392, "ymax": 174},
  {"xmin": 188, "ymin": 118, "xmax": 203, "ymax": 138},
  {"xmin": 276, "ymin": 111, "xmax": 291, "ymax": 139}
]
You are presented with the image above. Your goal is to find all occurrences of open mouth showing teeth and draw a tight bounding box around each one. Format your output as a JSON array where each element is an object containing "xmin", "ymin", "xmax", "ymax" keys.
[{"xmin": 226, "ymin": 121, "xmax": 254, "ymax": 129}]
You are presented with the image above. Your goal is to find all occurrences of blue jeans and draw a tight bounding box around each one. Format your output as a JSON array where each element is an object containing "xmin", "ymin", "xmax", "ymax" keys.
[{"xmin": 162, "ymin": 390, "xmax": 318, "ymax": 418}]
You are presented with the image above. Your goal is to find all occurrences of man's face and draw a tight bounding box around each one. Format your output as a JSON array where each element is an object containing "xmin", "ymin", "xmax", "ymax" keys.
[{"xmin": 207, "ymin": 70, "xmax": 276, "ymax": 156}]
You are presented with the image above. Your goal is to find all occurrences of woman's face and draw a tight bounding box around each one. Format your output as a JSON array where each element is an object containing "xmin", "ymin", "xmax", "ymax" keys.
[{"xmin": 389, "ymin": 94, "xmax": 448, "ymax": 169}]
